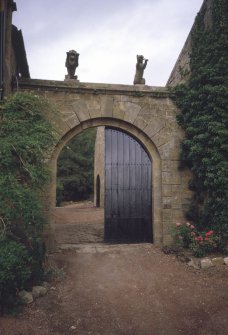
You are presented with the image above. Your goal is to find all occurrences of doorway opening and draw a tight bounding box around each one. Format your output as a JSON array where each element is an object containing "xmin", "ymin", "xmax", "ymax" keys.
[
  {"xmin": 54, "ymin": 126, "xmax": 153, "ymax": 245},
  {"xmin": 54, "ymin": 127, "xmax": 104, "ymax": 245}
]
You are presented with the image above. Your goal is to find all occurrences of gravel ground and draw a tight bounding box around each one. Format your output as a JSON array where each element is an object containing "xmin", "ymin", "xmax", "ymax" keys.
[{"xmin": 1, "ymin": 243, "xmax": 228, "ymax": 335}]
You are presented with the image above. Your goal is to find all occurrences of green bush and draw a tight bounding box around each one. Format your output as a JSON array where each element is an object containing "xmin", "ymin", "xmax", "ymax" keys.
[
  {"xmin": 0, "ymin": 92, "xmax": 57, "ymax": 239},
  {"xmin": 175, "ymin": 222, "xmax": 219, "ymax": 257},
  {"xmin": 0, "ymin": 236, "xmax": 32, "ymax": 313},
  {"xmin": 0, "ymin": 92, "xmax": 57, "ymax": 311}
]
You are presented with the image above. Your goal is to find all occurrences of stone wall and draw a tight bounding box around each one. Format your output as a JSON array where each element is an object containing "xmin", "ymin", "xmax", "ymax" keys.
[
  {"xmin": 94, "ymin": 127, "xmax": 105, "ymax": 208},
  {"xmin": 0, "ymin": 0, "xmax": 29, "ymax": 98},
  {"xmin": 1, "ymin": 0, "xmax": 15, "ymax": 97},
  {"xmin": 166, "ymin": 0, "xmax": 213, "ymax": 87}
]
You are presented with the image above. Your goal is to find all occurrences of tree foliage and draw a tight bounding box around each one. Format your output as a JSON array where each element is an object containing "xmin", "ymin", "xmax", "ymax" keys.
[
  {"xmin": 57, "ymin": 128, "xmax": 96, "ymax": 204},
  {"xmin": 0, "ymin": 236, "xmax": 32, "ymax": 313},
  {"xmin": 174, "ymin": 0, "xmax": 228, "ymax": 247}
]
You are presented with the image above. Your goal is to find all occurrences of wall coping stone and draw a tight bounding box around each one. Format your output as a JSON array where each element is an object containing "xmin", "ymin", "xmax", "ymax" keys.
[{"xmin": 18, "ymin": 79, "xmax": 174, "ymax": 98}]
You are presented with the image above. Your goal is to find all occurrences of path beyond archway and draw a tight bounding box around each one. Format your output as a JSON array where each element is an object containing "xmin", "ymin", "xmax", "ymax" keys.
[
  {"xmin": 54, "ymin": 202, "xmax": 104, "ymax": 244},
  {"xmin": 1, "ymin": 245, "xmax": 227, "ymax": 335}
]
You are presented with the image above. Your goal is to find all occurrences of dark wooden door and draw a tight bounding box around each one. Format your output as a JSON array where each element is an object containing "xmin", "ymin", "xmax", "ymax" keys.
[{"xmin": 105, "ymin": 128, "xmax": 152, "ymax": 243}]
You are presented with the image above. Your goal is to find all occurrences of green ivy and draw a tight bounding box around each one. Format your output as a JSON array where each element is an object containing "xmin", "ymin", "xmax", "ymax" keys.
[
  {"xmin": 0, "ymin": 92, "xmax": 57, "ymax": 310},
  {"xmin": 0, "ymin": 235, "xmax": 32, "ymax": 313},
  {"xmin": 173, "ymin": 0, "xmax": 228, "ymax": 248}
]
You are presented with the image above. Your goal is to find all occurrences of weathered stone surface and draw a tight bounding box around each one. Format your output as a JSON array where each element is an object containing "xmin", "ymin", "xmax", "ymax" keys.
[
  {"xmin": 42, "ymin": 281, "xmax": 51, "ymax": 289},
  {"xmin": 32, "ymin": 286, "xmax": 48, "ymax": 298},
  {"xmin": 113, "ymin": 101, "xmax": 140, "ymax": 123},
  {"xmin": 18, "ymin": 290, "xmax": 33, "ymax": 304},
  {"xmin": 172, "ymin": 185, "xmax": 182, "ymax": 209},
  {"xmin": 188, "ymin": 260, "xmax": 200, "ymax": 269},
  {"xmin": 211, "ymin": 257, "xmax": 224, "ymax": 266},
  {"xmin": 162, "ymin": 184, "xmax": 172, "ymax": 197},
  {"xmin": 113, "ymin": 100, "xmax": 125, "ymax": 119},
  {"xmin": 85, "ymin": 95, "xmax": 101, "ymax": 119},
  {"xmin": 162, "ymin": 172, "xmax": 172, "ymax": 185},
  {"xmin": 162, "ymin": 197, "xmax": 172, "ymax": 209},
  {"xmin": 123, "ymin": 102, "xmax": 141, "ymax": 123},
  {"xmin": 72, "ymin": 100, "xmax": 90, "ymax": 122},
  {"xmin": 94, "ymin": 127, "xmax": 105, "ymax": 207},
  {"xmin": 172, "ymin": 209, "xmax": 185, "ymax": 223},
  {"xmin": 144, "ymin": 118, "xmax": 165, "ymax": 138},
  {"xmin": 159, "ymin": 136, "xmax": 183, "ymax": 160},
  {"xmin": 133, "ymin": 114, "xmax": 148, "ymax": 130},
  {"xmin": 101, "ymin": 96, "xmax": 114, "ymax": 117},
  {"xmin": 162, "ymin": 160, "xmax": 171, "ymax": 172},
  {"xmin": 201, "ymin": 258, "xmax": 214, "ymax": 269},
  {"xmin": 70, "ymin": 326, "xmax": 77, "ymax": 330},
  {"xmin": 167, "ymin": 0, "xmax": 214, "ymax": 88},
  {"xmin": 152, "ymin": 127, "xmax": 171, "ymax": 148},
  {"xmin": 224, "ymin": 257, "xmax": 228, "ymax": 266}
]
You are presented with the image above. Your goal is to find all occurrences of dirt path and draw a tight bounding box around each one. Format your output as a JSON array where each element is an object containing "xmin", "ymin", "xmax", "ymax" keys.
[
  {"xmin": 1, "ymin": 244, "xmax": 228, "ymax": 335},
  {"xmin": 54, "ymin": 202, "xmax": 104, "ymax": 244}
]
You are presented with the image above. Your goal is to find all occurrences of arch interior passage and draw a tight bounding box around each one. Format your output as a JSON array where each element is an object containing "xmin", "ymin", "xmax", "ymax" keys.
[{"xmin": 105, "ymin": 127, "xmax": 152, "ymax": 243}]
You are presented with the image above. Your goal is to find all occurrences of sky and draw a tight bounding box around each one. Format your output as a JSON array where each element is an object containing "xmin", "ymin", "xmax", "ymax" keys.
[{"xmin": 13, "ymin": 0, "xmax": 204, "ymax": 86}]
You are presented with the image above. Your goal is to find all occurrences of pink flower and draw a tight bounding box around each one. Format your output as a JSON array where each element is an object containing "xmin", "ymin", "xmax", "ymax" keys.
[
  {"xmin": 195, "ymin": 236, "xmax": 203, "ymax": 241},
  {"xmin": 176, "ymin": 222, "xmax": 181, "ymax": 227},
  {"xmin": 205, "ymin": 230, "xmax": 213, "ymax": 237},
  {"xmin": 190, "ymin": 225, "xmax": 195, "ymax": 229},
  {"xmin": 204, "ymin": 238, "xmax": 209, "ymax": 241},
  {"xmin": 191, "ymin": 232, "xmax": 195, "ymax": 236}
]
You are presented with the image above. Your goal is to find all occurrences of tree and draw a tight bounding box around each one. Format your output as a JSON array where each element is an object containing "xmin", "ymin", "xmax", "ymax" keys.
[{"xmin": 57, "ymin": 128, "xmax": 96, "ymax": 205}]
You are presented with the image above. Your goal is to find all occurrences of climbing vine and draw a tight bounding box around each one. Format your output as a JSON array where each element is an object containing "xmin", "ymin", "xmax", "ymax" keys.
[
  {"xmin": 0, "ymin": 92, "xmax": 57, "ymax": 311},
  {"xmin": 174, "ymin": 0, "xmax": 228, "ymax": 248}
]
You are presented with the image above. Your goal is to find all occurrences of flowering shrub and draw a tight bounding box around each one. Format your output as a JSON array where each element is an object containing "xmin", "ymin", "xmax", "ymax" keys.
[{"xmin": 175, "ymin": 222, "xmax": 219, "ymax": 257}]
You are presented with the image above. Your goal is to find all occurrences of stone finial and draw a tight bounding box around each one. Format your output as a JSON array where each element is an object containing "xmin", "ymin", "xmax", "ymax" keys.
[
  {"xmin": 133, "ymin": 55, "xmax": 148, "ymax": 85},
  {"xmin": 65, "ymin": 50, "xmax": 79, "ymax": 80}
]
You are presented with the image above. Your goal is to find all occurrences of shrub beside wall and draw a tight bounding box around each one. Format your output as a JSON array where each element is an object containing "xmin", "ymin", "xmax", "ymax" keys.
[{"xmin": 0, "ymin": 92, "xmax": 57, "ymax": 312}]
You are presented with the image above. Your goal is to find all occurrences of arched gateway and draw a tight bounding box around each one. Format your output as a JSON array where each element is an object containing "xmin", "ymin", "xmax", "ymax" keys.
[{"xmin": 19, "ymin": 79, "xmax": 192, "ymax": 248}]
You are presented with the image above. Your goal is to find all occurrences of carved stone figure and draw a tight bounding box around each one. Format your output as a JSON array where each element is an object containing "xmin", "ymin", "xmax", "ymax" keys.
[
  {"xmin": 133, "ymin": 55, "xmax": 148, "ymax": 85},
  {"xmin": 65, "ymin": 50, "xmax": 79, "ymax": 80}
]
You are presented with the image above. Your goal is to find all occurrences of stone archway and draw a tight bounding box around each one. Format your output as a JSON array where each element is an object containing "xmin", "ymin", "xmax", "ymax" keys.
[
  {"xmin": 49, "ymin": 117, "xmax": 162, "ymax": 247},
  {"xmin": 19, "ymin": 79, "xmax": 192, "ymax": 248}
]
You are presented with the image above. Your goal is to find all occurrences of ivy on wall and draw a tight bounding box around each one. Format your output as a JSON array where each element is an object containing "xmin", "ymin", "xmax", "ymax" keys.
[
  {"xmin": 0, "ymin": 92, "xmax": 57, "ymax": 311},
  {"xmin": 174, "ymin": 0, "xmax": 228, "ymax": 246},
  {"xmin": 0, "ymin": 92, "xmax": 57, "ymax": 239}
]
